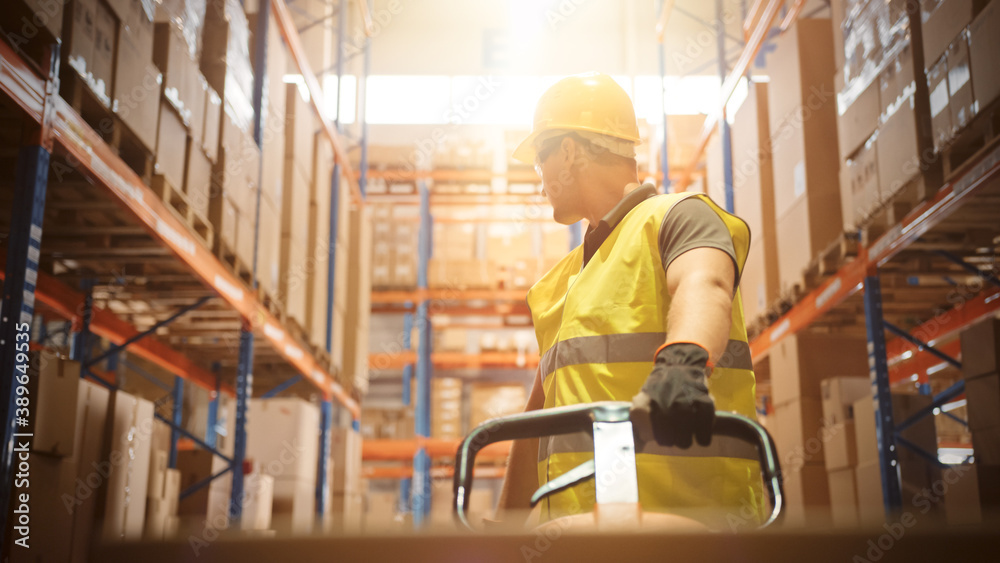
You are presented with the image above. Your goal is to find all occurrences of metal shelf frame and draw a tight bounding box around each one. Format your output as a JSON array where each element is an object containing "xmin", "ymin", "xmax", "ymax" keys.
[
  {"xmin": 680, "ymin": 1, "xmax": 1000, "ymax": 520},
  {"xmin": 0, "ymin": 0, "xmax": 370, "ymax": 530}
]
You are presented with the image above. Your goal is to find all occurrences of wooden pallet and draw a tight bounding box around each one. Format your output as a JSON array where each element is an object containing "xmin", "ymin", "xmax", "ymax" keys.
[
  {"xmin": 860, "ymin": 175, "xmax": 933, "ymax": 248},
  {"xmin": 61, "ymin": 70, "xmax": 156, "ymax": 185},
  {"xmin": 258, "ymin": 286, "xmax": 286, "ymax": 322},
  {"xmin": 215, "ymin": 239, "xmax": 253, "ymax": 287},
  {"xmin": 802, "ymin": 232, "xmax": 860, "ymax": 289},
  {"xmin": 149, "ymin": 175, "xmax": 214, "ymax": 249}
]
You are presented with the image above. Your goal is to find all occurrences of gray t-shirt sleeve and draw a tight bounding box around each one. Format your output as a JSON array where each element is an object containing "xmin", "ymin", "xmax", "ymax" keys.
[{"xmin": 658, "ymin": 198, "xmax": 740, "ymax": 290}]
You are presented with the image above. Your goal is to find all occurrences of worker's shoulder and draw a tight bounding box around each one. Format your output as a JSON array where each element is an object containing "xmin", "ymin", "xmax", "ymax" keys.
[{"xmin": 627, "ymin": 192, "xmax": 706, "ymax": 221}]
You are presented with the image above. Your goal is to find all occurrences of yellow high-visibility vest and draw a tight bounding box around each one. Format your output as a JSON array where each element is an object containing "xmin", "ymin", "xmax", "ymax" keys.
[{"xmin": 527, "ymin": 192, "xmax": 763, "ymax": 528}]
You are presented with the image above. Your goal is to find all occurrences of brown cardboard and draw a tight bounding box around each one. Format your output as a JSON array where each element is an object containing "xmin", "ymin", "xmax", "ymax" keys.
[
  {"xmin": 285, "ymin": 82, "xmax": 316, "ymax": 183},
  {"xmin": 212, "ymin": 194, "xmax": 239, "ymax": 251},
  {"xmin": 246, "ymin": 398, "xmax": 320, "ymax": 483},
  {"xmin": 732, "ymin": 81, "xmax": 777, "ymax": 322},
  {"xmin": 928, "ymin": 53, "xmax": 953, "ymax": 152},
  {"xmin": 102, "ymin": 390, "xmax": 155, "ymax": 542},
  {"xmin": 63, "ymin": 0, "xmax": 105, "ymax": 104},
  {"xmin": 969, "ymin": 0, "xmax": 1000, "ymax": 110},
  {"xmin": 854, "ymin": 459, "xmax": 885, "ymax": 526},
  {"xmin": 280, "ymin": 233, "xmax": 309, "ymax": 326},
  {"xmin": 330, "ymin": 427, "xmax": 362, "ymax": 495},
  {"xmin": 960, "ymin": 318, "xmax": 1000, "ymax": 378},
  {"xmin": 203, "ymin": 85, "xmax": 222, "ymax": 162},
  {"xmin": 68, "ymin": 379, "xmax": 111, "ymax": 563},
  {"xmin": 781, "ymin": 463, "xmax": 831, "ymax": 527},
  {"xmin": 830, "ymin": 0, "xmax": 847, "ymax": 70},
  {"xmin": 271, "ymin": 478, "xmax": 315, "ymax": 535},
  {"xmin": 155, "ymin": 102, "xmax": 188, "ymax": 190},
  {"xmin": 153, "ymin": 23, "xmax": 198, "ymax": 125},
  {"xmin": 948, "ymin": 32, "xmax": 976, "ymax": 134},
  {"xmin": 837, "ymin": 74, "xmax": 881, "ymax": 159},
  {"xmin": 839, "ymin": 133, "xmax": 880, "ymax": 230},
  {"xmin": 768, "ymin": 332, "xmax": 869, "ymax": 407},
  {"xmin": 187, "ymin": 74, "xmax": 209, "ymax": 147},
  {"xmin": 9, "ymin": 456, "xmax": 76, "ymax": 562},
  {"xmin": 470, "ymin": 384, "xmax": 527, "ymax": 428},
  {"xmin": 258, "ymin": 192, "xmax": 282, "ymax": 297},
  {"xmin": 965, "ymin": 373, "xmax": 1000, "ymax": 429},
  {"xmin": 824, "ymin": 420, "xmax": 858, "ymax": 471},
  {"xmin": 971, "ymin": 424, "xmax": 1000, "ymax": 464},
  {"xmin": 770, "ymin": 397, "xmax": 827, "ymax": 465},
  {"xmin": 343, "ymin": 204, "xmax": 373, "ymax": 389},
  {"xmin": 113, "ymin": 51, "xmax": 162, "ymax": 154},
  {"xmin": 27, "ymin": 353, "xmax": 81, "ymax": 457},
  {"xmin": 921, "ymin": 0, "xmax": 980, "ymax": 67},
  {"xmin": 821, "ymin": 376, "xmax": 871, "ymax": 424},
  {"xmin": 185, "ymin": 143, "xmax": 213, "ymax": 218},
  {"xmin": 236, "ymin": 209, "xmax": 257, "ymax": 270},
  {"xmin": 943, "ymin": 464, "xmax": 982, "ymax": 525},
  {"xmin": 91, "ymin": 0, "xmax": 117, "ymax": 105},
  {"xmin": 827, "ymin": 466, "xmax": 859, "ymax": 528}
]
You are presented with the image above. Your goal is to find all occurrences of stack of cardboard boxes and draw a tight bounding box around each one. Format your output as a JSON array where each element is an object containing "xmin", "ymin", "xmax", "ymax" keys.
[
  {"xmin": 731, "ymin": 81, "xmax": 778, "ymax": 322},
  {"xmin": 343, "ymin": 203, "xmax": 374, "ymax": 392},
  {"xmin": 961, "ymin": 318, "xmax": 1000, "ymax": 517},
  {"xmin": 371, "ymin": 204, "xmax": 420, "ymax": 288},
  {"xmin": 432, "ymin": 377, "xmax": 464, "ymax": 439},
  {"xmin": 833, "ymin": 0, "xmax": 942, "ymax": 232},
  {"xmin": 469, "ymin": 383, "xmax": 527, "ymax": 429},
  {"xmin": 767, "ymin": 18, "xmax": 843, "ymax": 294},
  {"xmin": 144, "ymin": 425, "xmax": 182, "ymax": 540},
  {"xmin": 279, "ymin": 82, "xmax": 316, "ymax": 329},
  {"xmin": 820, "ymin": 376, "xmax": 872, "ymax": 527},
  {"xmin": 766, "ymin": 332, "xmax": 869, "ymax": 526},
  {"xmin": 330, "ymin": 424, "xmax": 364, "ymax": 531},
  {"xmin": 246, "ymin": 398, "xmax": 319, "ymax": 535}
]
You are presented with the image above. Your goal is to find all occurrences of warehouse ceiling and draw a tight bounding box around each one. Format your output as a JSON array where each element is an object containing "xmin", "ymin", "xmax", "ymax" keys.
[{"xmin": 365, "ymin": 0, "xmax": 832, "ymax": 77}]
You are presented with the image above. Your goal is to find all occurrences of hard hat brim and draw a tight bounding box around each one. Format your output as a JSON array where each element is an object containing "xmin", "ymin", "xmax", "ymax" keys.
[{"xmin": 512, "ymin": 130, "xmax": 541, "ymax": 165}]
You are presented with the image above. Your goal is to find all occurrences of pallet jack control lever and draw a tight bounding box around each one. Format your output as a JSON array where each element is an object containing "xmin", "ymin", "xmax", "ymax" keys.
[{"xmin": 453, "ymin": 401, "xmax": 783, "ymax": 531}]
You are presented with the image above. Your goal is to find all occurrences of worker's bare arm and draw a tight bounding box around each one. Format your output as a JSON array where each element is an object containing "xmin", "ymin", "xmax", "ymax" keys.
[
  {"xmin": 495, "ymin": 366, "xmax": 544, "ymax": 523},
  {"xmin": 663, "ymin": 247, "xmax": 735, "ymax": 361}
]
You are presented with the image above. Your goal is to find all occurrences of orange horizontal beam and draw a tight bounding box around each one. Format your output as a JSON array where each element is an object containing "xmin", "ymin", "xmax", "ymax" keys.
[
  {"xmin": 0, "ymin": 253, "xmax": 229, "ymax": 395},
  {"xmin": 362, "ymin": 438, "xmax": 511, "ymax": 461},
  {"xmin": 362, "ymin": 169, "xmax": 542, "ymax": 183},
  {"xmin": 0, "ymin": 36, "xmax": 358, "ymax": 417},
  {"xmin": 369, "ymin": 351, "xmax": 540, "ymax": 370},
  {"xmin": 364, "ymin": 465, "xmax": 506, "ymax": 480},
  {"xmin": 371, "ymin": 289, "xmax": 529, "ymax": 304}
]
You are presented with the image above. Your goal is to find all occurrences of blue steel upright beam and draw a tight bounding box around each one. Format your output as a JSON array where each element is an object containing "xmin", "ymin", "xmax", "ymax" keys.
[
  {"xmin": 0, "ymin": 46, "xmax": 59, "ymax": 547},
  {"xmin": 399, "ymin": 311, "xmax": 414, "ymax": 514},
  {"xmin": 316, "ymin": 400, "xmax": 333, "ymax": 516},
  {"xmin": 230, "ymin": 0, "xmax": 271, "ymax": 523},
  {"xmin": 169, "ymin": 377, "xmax": 184, "ymax": 468},
  {"xmin": 862, "ymin": 272, "xmax": 903, "ymax": 517},
  {"xmin": 358, "ymin": 0, "xmax": 372, "ymax": 199},
  {"xmin": 716, "ymin": 0, "xmax": 735, "ymax": 213},
  {"xmin": 412, "ymin": 181, "xmax": 433, "ymax": 527},
  {"xmin": 327, "ymin": 0, "xmax": 347, "ymax": 355},
  {"xmin": 205, "ymin": 371, "xmax": 221, "ymax": 449}
]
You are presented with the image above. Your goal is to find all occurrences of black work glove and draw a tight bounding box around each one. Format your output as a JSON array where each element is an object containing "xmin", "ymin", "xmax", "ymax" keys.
[{"xmin": 636, "ymin": 342, "xmax": 715, "ymax": 448}]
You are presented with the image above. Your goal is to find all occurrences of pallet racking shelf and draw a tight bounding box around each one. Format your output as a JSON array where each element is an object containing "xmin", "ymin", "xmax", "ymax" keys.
[
  {"xmin": 0, "ymin": 0, "xmax": 370, "ymax": 531},
  {"xmin": 665, "ymin": 0, "xmax": 1000, "ymax": 519}
]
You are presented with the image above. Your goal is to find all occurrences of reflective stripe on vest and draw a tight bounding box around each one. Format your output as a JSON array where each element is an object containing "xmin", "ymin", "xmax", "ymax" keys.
[{"xmin": 526, "ymin": 191, "xmax": 762, "ymax": 522}]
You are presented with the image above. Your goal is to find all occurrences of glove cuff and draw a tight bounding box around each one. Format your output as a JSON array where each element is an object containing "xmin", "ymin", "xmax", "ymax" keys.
[{"xmin": 653, "ymin": 342, "xmax": 713, "ymax": 370}]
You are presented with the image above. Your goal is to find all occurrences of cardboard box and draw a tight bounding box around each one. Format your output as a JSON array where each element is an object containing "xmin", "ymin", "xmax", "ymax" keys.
[
  {"xmin": 258, "ymin": 193, "xmax": 282, "ymax": 297},
  {"xmin": 971, "ymin": 425, "xmax": 1000, "ymax": 464},
  {"xmin": 470, "ymin": 384, "xmax": 527, "ymax": 429},
  {"xmin": 144, "ymin": 496, "xmax": 171, "ymax": 540},
  {"xmin": 947, "ymin": 32, "xmax": 976, "ymax": 134},
  {"xmin": 66, "ymin": 380, "xmax": 111, "ymax": 562},
  {"xmin": 966, "ymin": 373, "xmax": 1000, "ymax": 429},
  {"xmin": 285, "ymin": 82, "xmax": 316, "ymax": 182},
  {"xmin": 827, "ymin": 466, "xmax": 859, "ymax": 528},
  {"xmin": 330, "ymin": 427, "xmax": 362, "ymax": 495},
  {"xmin": 112, "ymin": 6, "xmax": 161, "ymax": 152},
  {"xmin": 271, "ymin": 478, "xmax": 316, "ymax": 535},
  {"xmin": 156, "ymin": 102, "xmax": 189, "ymax": 190},
  {"xmin": 153, "ymin": 23, "xmax": 200, "ymax": 125},
  {"xmin": 344, "ymin": 205, "xmax": 373, "ymax": 390},
  {"xmin": 242, "ymin": 473, "xmax": 275, "ymax": 531},
  {"xmin": 960, "ymin": 318, "xmax": 1000, "ymax": 379},
  {"xmin": 9, "ymin": 456, "xmax": 76, "ymax": 562},
  {"xmin": 839, "ymin": 133, "xmax": 880, "ymax": 229},
  {"xmin": 63, "ymin": 0, "xmax": 116, "ymax": 107},
  {"xmin": 102, "ymin": 390, "xmax": 155, "ymax": 541},
  {"xmin": 212, "ymin": 194, "xmax": 239, "ymax": 251},
  {"xmin": 824, "ymin": 420, "xmax": 858, "ymax": 471},
  {"xmin": 770, "ymin": 398, "xmax": 827, "ymax": 465},
  {"xmin": 247, "ymin": 398, "xmax": 320, "ymax": 483},
  {"xmin": 768, "ymin": 332, "xmax": 869, "ymax": 407},
  {"xmin": 943, "ymin": 464, "xmax": 982, "ymax": 525},
  {"xmin": 854, "ymin": 458, "xmax": 885, "ymax": 526},
  {"xmin": 204, "ymin": 85, "xmax": 222, "ymax": 161},
  {"xmin": 236, "ymin": 210, "xmax": 257, "ymax": 271},
  {"xmin": 837, "ymin": 73, "xmax": 881, "ymax": 159},
  {"xmin": 821, "ymin": 376, "xmax": 871, "ymax": 424},
  {"xmin": 921, "ymin": 0, "xmax": 985, "ymax": 67},
  {"xmin": 176, "ymin": 448, "xmax": 228, "ymax": 515},
  {"xmin": 928, "ymin": 54, "xmax": 953, "ymax": 152},
  {"xmin": 732, "ymin": 81, "xmax": 777, "ymax": 322},
  {"xmin": 185, "ymin": 143, "xmax": 214, "ymax": 218},
  {"xmin": 969, "ymin": 0, "xmax": 1000, "ymax": 110},
  {"xmin": 781, "ymin": 463, "xmax": 831, "ymax": 527},
  {"xmin": 27, "ymin": 353, "xmax": 81, "ymax": 457}
]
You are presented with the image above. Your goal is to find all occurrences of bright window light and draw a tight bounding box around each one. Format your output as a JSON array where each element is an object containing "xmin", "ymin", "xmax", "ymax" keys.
[
  {"xmin": 365, "ymin": 76, "xmax": 452, "ymax": 124},
  {"xmin": 322, "ymin": 74, "xmax": 358, "ymax": 124}
]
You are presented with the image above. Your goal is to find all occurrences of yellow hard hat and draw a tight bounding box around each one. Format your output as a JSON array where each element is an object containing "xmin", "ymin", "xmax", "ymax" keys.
[{"xmin": 512, "ymin": 72, "xmax": 641, "ymax": 164}]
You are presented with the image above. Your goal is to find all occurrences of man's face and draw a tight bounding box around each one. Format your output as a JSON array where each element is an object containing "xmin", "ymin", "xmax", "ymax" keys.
[{"xmin": 535, "ymin": 136, "xmax": 583, "ymax": 225}]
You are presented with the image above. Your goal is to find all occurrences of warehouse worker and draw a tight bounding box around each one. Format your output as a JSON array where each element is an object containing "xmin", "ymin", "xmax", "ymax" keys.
[{"xmin": 496, "ymin": 72, "xmax": 762, "ymax": 529}]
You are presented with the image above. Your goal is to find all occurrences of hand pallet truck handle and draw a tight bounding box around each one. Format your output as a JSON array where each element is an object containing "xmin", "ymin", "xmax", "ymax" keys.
[{"xmin": 452, "ymin": 401, "xmax": 783, "ymax": 531}]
